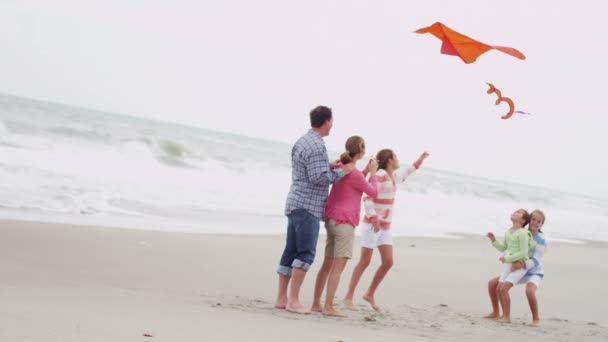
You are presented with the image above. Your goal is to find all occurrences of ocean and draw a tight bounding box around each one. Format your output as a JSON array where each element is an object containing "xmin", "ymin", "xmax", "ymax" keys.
[{"xmin": 1, "ymin": 93, "xmax": 607, "ymax": 242}]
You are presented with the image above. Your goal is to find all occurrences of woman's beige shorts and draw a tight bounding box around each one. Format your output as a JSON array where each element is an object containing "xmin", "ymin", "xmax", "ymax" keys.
[{"xmin": 324, "ymin": 219, "xmax": 355, "ymax": 259}]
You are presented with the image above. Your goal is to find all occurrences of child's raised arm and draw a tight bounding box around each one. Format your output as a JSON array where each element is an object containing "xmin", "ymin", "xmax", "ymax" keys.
[{"xmin": 488, "ymin": 232, "xmax": 507, "ymax": 252}]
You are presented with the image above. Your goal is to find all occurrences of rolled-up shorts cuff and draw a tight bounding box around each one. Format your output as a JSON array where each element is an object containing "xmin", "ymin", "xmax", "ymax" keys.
[
  {"xmin": 291, "ymin": 259, "xmax": 311, "ymax": 272},
  {"xmin": 277, "ymin": 265, "xmax": 292, "ymax": 277}
]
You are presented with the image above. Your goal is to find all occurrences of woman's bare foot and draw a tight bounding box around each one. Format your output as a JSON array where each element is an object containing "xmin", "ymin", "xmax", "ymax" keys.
[
  {"xmin": 343, "ymin": 298, "xmax": 357, "ymax": 311},
  {"xmin": 528, "ymin": 320, "xmax": 540, "ymax": 327},
  {"xmin": 322, "ymin": 307, "xmax": 348, "ymax": 318},
  {"xmin": 363, "ymin": 293, "xmax": 381, "ymax": 312},
  {"xmin": 484, "ymin": 312, "xmax": 500, "ymax": 319},
  {"xmin": 496, "ymin": 317, "xmax": 511, "ymax": 324},
  {"xmin": 286, "ymin": 302, "xmax": 311, "ymax": 315}
]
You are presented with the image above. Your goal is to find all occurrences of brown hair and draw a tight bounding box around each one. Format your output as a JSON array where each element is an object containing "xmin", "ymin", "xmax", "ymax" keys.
[
  {"xmin": 309, "ymin": 105, "xmax": 332, "ymax": 128},
  {"xmin": 521, "ymin": 208, "xmax": 531, "ymax": 227},
  {"xmin": 376, "ymin": 149, "xmax": 395, "ymax": 170},
  {"xmin": 340, "ymin": 136, "xmax": 365, "ymax": 164}
]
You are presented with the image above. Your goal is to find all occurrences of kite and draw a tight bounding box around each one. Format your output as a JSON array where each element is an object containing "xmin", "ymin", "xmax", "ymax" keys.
[
  {"xmin": 415, "ymin": 22, "xmax": 526, "ymax": 64},
  {"xmin": 486, "ymin": 83, "xmax": 530, "ymax": 119}
]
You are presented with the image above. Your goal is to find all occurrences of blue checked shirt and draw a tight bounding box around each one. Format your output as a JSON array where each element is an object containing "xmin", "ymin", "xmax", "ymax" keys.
[{"xmin": 285, "ymin": 129, "xmax": 344, "ymax": 219}]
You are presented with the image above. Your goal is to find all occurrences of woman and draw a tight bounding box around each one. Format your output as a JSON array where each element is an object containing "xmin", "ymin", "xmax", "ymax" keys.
[{"xmin": 310, "ymin": 136, "xmax": 378, "ymax": 317}]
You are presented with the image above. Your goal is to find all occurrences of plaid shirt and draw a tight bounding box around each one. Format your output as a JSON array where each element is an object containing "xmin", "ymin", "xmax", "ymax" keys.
[{"xmin": 285, "ymin": 129, "xmax": 344, "ymax": 219}]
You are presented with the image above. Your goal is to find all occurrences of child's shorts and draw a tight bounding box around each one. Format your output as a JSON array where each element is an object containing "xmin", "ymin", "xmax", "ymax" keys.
[
  {"xmin": 360, "ymin": 222, "xmax": 393, "ymax": 249},
  {"xmin": 498, "ymin": 263, "xmax": 528, "ymax": 284},
  {"xmin": 517, "ymin": 274, "xmax": 543, "ymax": 288}
]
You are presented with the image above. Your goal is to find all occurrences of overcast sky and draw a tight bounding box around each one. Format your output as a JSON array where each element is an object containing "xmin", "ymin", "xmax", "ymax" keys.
[{"xmin": 1, "ymin": 0, "xmax": 607, "ymax": 198}]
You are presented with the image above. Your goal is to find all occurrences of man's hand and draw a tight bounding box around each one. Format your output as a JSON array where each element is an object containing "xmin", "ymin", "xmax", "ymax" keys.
[
  {"xmin": 372, "ymin": 221, "xmax": 381, "ymax": 232},
  {"xmin": 330, "ymin": 159, "xmax": 342, "ymax": 169}
]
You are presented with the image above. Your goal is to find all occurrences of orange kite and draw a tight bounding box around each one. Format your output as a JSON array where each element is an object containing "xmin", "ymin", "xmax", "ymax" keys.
[{"xmin": 415, "ymin": 22, "xmax": 525, "ymax": 64}]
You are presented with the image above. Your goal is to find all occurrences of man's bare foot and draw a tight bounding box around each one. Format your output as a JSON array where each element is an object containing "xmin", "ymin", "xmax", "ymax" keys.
[
  {"xmin": 528, "ymin": 320, "xmax": 540, "ymax": 327},
  {"xmin": 343, "ymin": 298, "xmax": 357, "ymax": 311},
  {"xmin": 286, "ymin": 302, "xmax": 311, "ymax": 315},
  {"xmin": 484, "ymin": 312, "xmax": 500, "ymax": 319},
  {"xmin": 274, "ymin": 297, "xmax": 287, "ymax": 309},
  {"xmin": 363, "ymin": 293, "xmax": 381, "ymax": 312},
  {"xmin": 310, "ymin": 304, "xmax": 322, "ymax": 313},
  {"xmin": 322, "ymin": 307, "xmax": 348, "ymax": 318},
  {"xmin": 496, "ymin": 317, "xmax": 511, "ymax": 324}
]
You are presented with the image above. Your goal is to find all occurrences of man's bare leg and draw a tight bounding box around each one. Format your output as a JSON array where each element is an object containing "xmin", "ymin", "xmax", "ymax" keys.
[
  {"xmin": 311, "ymin": 256, "xmax": 333, "ymax": 312},
  {"xmin": 286, "ymin": 268, "xmax": 311, "ymax": 314},
  {"xmin": 322, "ymin": 257, "xmax": 348, "ymax": 317},
  {"xmin": 363, "ymin": 245, "xmax": 393, "ymax": 312},
  {"xmin": 343, "ymin": 248, "xmax": 373, "ymax": 310},
  {"xmin": 275, "ymin": 273, "xmax": 290, "ymax": 309},
  {"xmin": 484, "ymin": 277, "xmax": 501, "ymax": 318}
]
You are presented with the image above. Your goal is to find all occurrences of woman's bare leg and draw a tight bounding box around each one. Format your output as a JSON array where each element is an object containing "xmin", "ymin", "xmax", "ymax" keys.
[
  {"xmin": 322, "ymin": 257, "xmax": 349, "ymax": 317},
  {"xmin": 343, "ymin": 247, "xmax": 373, "ymax": 310},
  {"xmin": 311, "ymin": 255, "xmax": 333, "ymax": 312}
]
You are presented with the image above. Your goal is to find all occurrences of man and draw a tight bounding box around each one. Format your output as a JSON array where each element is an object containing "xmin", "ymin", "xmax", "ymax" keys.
[{"xmin": 274, "ymin": 105, "xmax": 354, "ymax": 314}]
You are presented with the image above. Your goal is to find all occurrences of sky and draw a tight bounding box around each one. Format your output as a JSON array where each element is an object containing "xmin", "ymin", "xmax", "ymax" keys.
[{"xmin": 1, "ymin": 0, "xmax": 607, "ymax": 198}]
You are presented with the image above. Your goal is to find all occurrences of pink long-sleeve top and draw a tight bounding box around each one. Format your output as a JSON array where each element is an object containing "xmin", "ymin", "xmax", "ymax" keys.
[{"xmin": 324, "ymin": 169, "xmax": 379, "ymax": 227}]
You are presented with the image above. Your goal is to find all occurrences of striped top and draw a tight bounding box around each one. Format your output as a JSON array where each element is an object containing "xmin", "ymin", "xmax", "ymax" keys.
[
  {"xmin": 362, "ymin": 165, "xmax": 417, "ymax": 229},
  {"xmin": 525, "ymin": 232, "xmax": 547, "ymax": 278},
  {"xmin": 284, "ymin": 129, "xmax": 344, "ymax": 219}
]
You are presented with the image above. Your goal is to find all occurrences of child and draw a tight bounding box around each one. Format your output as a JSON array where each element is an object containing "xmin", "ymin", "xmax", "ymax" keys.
[
  {"xmin": 343, "ymin": 149, "xmax": 429, "ymax": 312},
  {"xmin": 311, "ymin": 136, "xmax": 379, "ymax": 317},
  {"xmin": 486, "ymin": 208, "xmax": 532, "ymax": 323},
  {"xmin": 511, "ymin": 209, "xmax": 547, "ymax": 327}
]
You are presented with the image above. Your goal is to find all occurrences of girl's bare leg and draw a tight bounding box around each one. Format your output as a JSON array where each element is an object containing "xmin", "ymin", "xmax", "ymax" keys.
[
  {"xmin": 526, "ymin": 283, "xmax": 540, "ymax": 327},
  {"xmin": 484, "ymin": 277, "xmax": 501, "ymax": 318},
  {"xmin": 496, "ymin": 282, "xmax": 514, "ymax": 323},
  {"xmin": 363, "ymin": 244, "xmax": 393, "ymax": 312}
]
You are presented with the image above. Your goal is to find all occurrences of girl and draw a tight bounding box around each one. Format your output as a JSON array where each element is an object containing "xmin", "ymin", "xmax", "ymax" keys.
[
  {"xmin": 486, "ymin": 208, "xmax": 532, "ymax": 323},
  {"xmin": 310, "ymin": 136, "xmax": 378, "ymax": 317},
  {"xmin": 486, "ymin": 209, "xmax": 547, "ymax": 327},
  {"xmin": 343, "ymin": 149, "xmax": 429, "ymax": 312}
]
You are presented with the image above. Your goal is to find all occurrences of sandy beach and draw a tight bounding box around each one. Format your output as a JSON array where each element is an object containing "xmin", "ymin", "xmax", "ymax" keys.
[{"xmin": 1, "ymin": 218, "xmax": 607, "ymax": 342}]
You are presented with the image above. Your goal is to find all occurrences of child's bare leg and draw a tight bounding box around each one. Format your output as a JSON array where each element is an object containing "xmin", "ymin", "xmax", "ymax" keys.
[
  {"xmin": 363, "ymin": 245, "xmax": 393, "ymax": 312},
  {"xmin": 344, "ymin": 247, "xmax": 373, "ymax": 310},
  {"xmin": 496, "ymin": 282, "xmax": 514, "ymax": 323},
  {"xmin": 275, "ymin": 273, "xmax": 290, "ymax": 309},
  {"xmin": 311, "ymin": 256, "xmax": 333, "ymax": 312},
  {"xmin": 526, "ymin": 283, "xmax": 540, "ymax": 327},
  {"xmin": 322, "ymin": 257, "xmax": 348, "ymax": 317},
  {"xmin": 484, "ymin": 277, "xmax": 501, "ymax": 318}
]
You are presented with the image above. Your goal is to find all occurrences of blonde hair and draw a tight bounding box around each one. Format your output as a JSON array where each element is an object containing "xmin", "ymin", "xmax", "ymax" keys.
[
  {"xmin": 340, "ymin": 136, "xmax": 365, "ymax": 164},
  {"xmin": 530, "ymin": 209, "xmax": 546, "ymax": 233}
]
